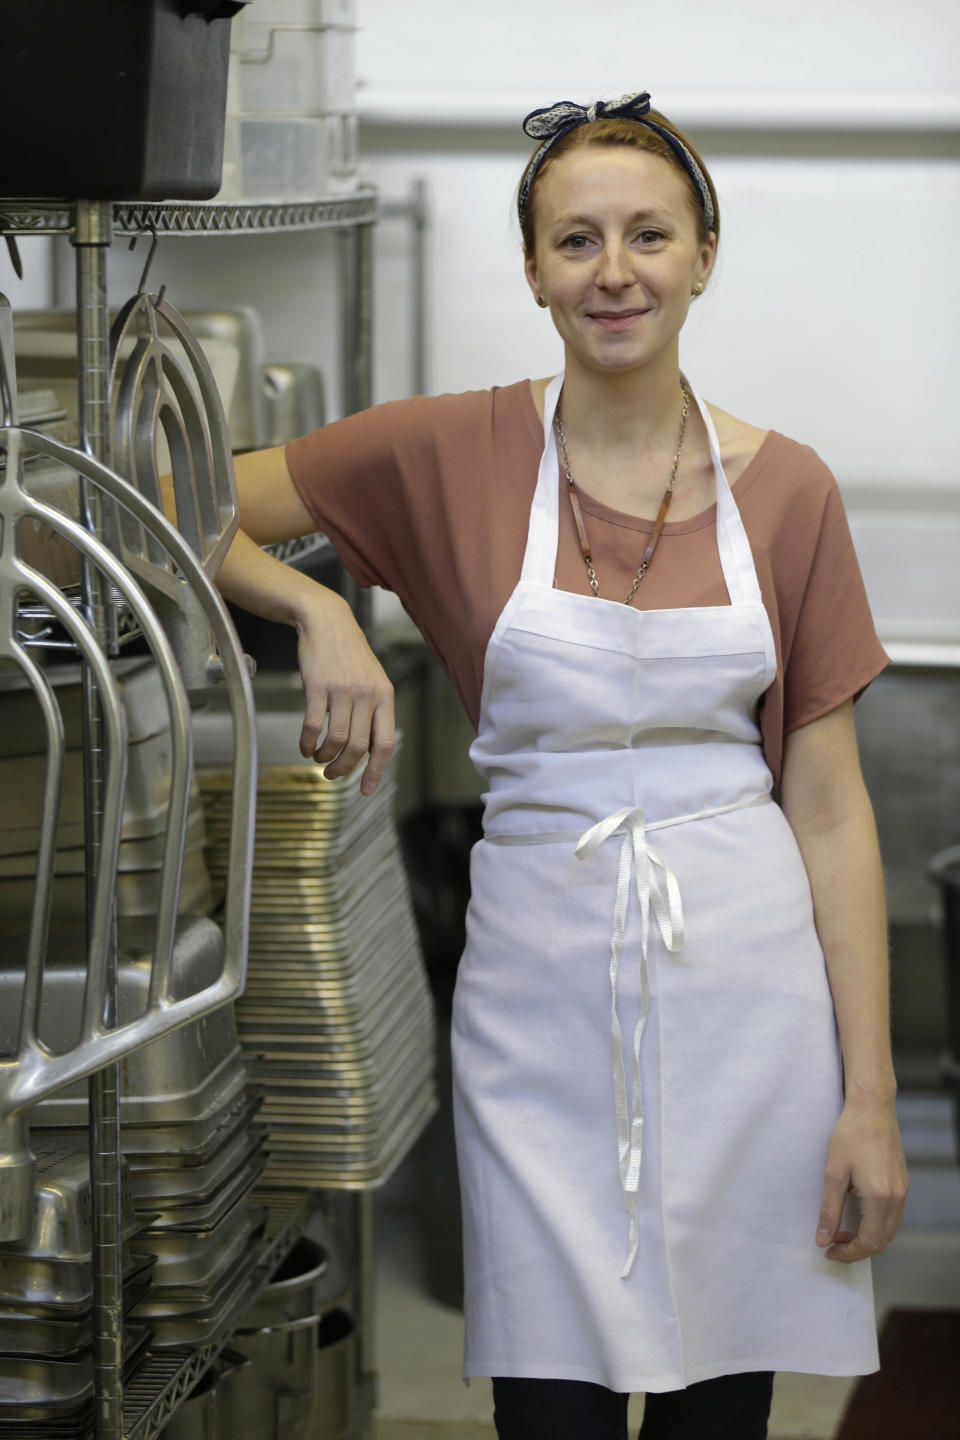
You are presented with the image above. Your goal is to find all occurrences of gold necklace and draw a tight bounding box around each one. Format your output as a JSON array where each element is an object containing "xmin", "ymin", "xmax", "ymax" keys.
[{"xmin": 554, "ymin": 379, "xmax": 692, "ymax": 604}]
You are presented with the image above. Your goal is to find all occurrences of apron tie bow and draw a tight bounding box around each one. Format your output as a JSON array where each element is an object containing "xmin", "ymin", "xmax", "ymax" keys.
[{"xmin": 576, "ymin": 805, "xmax": 684, "ymax": 1277}]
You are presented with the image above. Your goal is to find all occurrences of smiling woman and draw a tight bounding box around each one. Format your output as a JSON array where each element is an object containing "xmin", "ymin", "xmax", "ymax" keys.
[
  {"xmin": 213, "ymin": 88, "xmax": 908, "ymax": 1440},
  {"xmin": 523, "ymin": 145, "xmax": 715, "ymax": 505}
]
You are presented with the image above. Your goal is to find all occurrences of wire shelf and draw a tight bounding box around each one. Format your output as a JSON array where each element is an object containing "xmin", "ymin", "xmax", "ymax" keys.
[
  {"xmin": 263, "ymin": 531, "xmax": 333, "ymax": 569},
  {"xmin": 124, "ymin": 1188, "xmax": 317, "ymax": 1440},
  {"xmin": 16, "ymin": 587, "xmax": 143, "ymax": 653},
  {"xmin": 0, "ymin": 193, "xmax": 378, "ymax": 239}
]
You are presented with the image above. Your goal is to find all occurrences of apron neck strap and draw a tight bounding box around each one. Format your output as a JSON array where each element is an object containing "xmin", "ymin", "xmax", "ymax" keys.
[
  {"xmin": 519, "ymin": 372, "xmax": 565, "ymax": 586},
  {"xmin": 520, "ymin": 371, "xmax": 762, "ymax": 609},
  {"xmin": 691, "ymin": 389, "xmax": 762, "ymax": 608}
]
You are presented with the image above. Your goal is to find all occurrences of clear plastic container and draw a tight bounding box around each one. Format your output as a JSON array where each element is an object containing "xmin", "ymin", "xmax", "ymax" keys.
[
  {"xmin": 325, "ymin": 112, "xmax": 359, "ymax": 194},
  {"xmin": 217, "ymin": 114, "xmax": 333, "ymax": 201},
  {"xmin": 242, "ymin": 0, "xmax": 356, "ymax": 23},
  {"xmin": 236, "ymin": 22, "xmax": 355, "ymax": 115}
]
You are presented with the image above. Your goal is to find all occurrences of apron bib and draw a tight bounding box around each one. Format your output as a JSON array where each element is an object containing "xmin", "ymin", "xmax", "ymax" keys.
[{"xmin": 451, "ymin": 374, "xmax": 878, "ymax": 1392}]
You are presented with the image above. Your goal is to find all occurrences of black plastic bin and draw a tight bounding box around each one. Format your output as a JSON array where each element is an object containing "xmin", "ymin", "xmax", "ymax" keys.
[
  {"xmin": 928, "ymin": 845, "xmax": 960, "ymax": 1155},
  {"xmin": 0, "ymin": 0, "xmax": 248, "ymax": 200}
]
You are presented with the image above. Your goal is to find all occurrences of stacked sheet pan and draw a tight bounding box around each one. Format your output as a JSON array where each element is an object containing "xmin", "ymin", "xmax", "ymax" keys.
[{"xmin": 197, "ymin": 754, "xmax": 437, "ymax": 1189}]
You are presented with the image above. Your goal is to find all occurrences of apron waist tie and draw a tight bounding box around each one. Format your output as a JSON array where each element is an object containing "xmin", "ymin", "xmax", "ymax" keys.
[
  {"xmin": 576, "ymin": 805, "xmax": 682, "ymax": 1280},
  {"xmin": 486, "ymin": 793, "xmax": 771, "ymax": 1279}
]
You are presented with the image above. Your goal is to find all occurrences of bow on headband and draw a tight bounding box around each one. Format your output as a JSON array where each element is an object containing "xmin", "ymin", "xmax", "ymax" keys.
[
  {"xmin": 518, "ymin": 90, "xmax": 715, "ymax": 234},
  {"xmin": 526, "ymin": 92, "xmax": 653, "ymax": 139},
  {"xmin": 522, "ymin": 91, "xmax": 654, "ymax": 140}
]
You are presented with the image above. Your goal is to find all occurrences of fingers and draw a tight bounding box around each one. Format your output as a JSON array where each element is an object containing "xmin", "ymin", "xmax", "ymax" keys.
[
  {"xmin": 816, "ymin": 1167, "xmax": 849, "ymax": 1249},
  {"xmin": 301, "ymin": 680, "xmax": 395, "ymax": 794},
  {"xmin": 299, "ymin": 688, "xmax": 329, "ymax": 759},
  {"xmin": 360, "ymin": 695, "xmax": 397, "ymax": 796},
  {"xmin": 824, "ymin": 1230, "xmax": 875, "ymax": 1263},
  {"xmin": 817, "ymin": 1177, "xmax": 909, "ymax": 1264},
  {"xmin": 825, "ymin": 1205, "xmax": 890, "ymax": 1262},
  {"xmin": 314, "ymin": 691, "xmax": 354, "ymax": 771}
]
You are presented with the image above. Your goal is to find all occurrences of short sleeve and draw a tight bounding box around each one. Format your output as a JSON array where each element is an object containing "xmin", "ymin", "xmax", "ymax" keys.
[
  {"xmin": 779, "ymin": 465, "xmax": 889, "ymax": 735},
  {"xmin": 285, "ymin": 401, "xmax": 412, "ymax": 589}
]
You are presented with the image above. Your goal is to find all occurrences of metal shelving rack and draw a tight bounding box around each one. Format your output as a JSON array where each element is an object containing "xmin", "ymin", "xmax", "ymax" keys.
[
  {"xmin": 0, "ymin": 189, "xmax": 378, "ymax": 1440},
  {"xmin": 122, "ymin": 1189, "xmax": 314, "ymax": 1440}
]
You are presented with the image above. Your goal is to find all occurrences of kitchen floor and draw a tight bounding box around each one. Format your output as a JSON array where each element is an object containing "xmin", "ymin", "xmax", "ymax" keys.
[{"xmin": 370, "ymin": 1008, "xmax": 960, "ymax": 1440}]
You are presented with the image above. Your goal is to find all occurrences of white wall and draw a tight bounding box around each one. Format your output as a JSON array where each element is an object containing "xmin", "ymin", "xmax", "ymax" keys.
[
  {"xmin": 357, "ymin": 0, "xmax": 959, "ymax": 495},
  {"xmin": 359, "ymin": 0, "xmax": 955, "ymax": 103},
  {"xmin": 0, "ymin": 238, "xmax": 54, "ymax": 316}
]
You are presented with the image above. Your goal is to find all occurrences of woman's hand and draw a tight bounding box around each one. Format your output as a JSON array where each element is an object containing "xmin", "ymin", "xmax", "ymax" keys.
[
  {"xmin": 204, "ymin": 444, "xmax": 395, "ymax": 797},
  {"xmin": 296, "ymin": 592, "xmax": 395, "ymax": 795},
  {"xmin": 815, "ymin": 1097, "xmax": 909, "ymax": 1262}
]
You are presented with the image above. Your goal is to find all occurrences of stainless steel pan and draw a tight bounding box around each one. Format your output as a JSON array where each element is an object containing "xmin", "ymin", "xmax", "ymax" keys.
[
  {"xmin": 137, "ymin": 1200, "xmax": 266, "ymax": 1289},
  {"xmin": 0, "ymin": 1137, "xmax": 138, "ymax": 1263},
  {"xmin": 129, "ymin": 1128, "xmax": 267, "ymax": 1208},
  {"xmin": 15, "ymin": 941, "xmax": 245, "ymax": 1127},
  {"xmin": 0, "ymin": 1255, "xmax": 155, "ymax": 1355},
  {"xmin": 131, "ymin": 1233, "xmax": 264, "ymax": 1348},
  {"xmin": 0, "ymin": 1322, "xmax": 150, "ymax": 1418},
  {"xmin": 145, "ymin": 1154, "xmax": 266, "ymax": 1233}
]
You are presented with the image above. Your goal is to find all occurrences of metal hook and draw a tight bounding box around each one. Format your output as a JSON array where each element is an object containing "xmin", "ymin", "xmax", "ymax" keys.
[
  {"xmin": 129, "ymin": 224, "xmax": 160, "ymax": 296},
  {"xmin": 2, "ymin": 232, "xmax": 23, "ymax": 282},
  {"xmin": 0, "ymin": 291, "xmax": 18, "ymax": 426}
]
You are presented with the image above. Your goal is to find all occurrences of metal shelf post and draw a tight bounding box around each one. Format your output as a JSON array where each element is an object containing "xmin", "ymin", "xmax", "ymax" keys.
[
  {"xmin": 73, "ymin": 197, "xmax": 126, "ymax": 1440},
  {"xmin": 338, "ymin": 218, "xmax": 375, "ymax": 639}
]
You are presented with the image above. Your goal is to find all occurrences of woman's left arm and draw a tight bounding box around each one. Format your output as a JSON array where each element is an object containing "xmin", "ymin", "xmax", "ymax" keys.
[{"xmin": 780, "ymin": 699, "xmax": 909, "ymax": 1263}]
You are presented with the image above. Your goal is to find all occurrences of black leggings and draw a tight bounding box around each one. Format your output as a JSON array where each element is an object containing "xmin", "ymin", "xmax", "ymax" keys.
[{"xmin": 492, "ymin": 1372, "xmax": 774, "ymax": 1440}]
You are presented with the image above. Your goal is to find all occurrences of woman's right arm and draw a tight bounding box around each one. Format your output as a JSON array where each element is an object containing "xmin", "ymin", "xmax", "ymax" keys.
[{"xmin": 193, "ymin": 445, "xmax": 396, "ymax": 795}]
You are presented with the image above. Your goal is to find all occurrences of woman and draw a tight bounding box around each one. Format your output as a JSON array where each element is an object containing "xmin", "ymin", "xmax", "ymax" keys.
[{"xmin": 218, "ymin": 92, "xmax": 908, "ymax": 1440}]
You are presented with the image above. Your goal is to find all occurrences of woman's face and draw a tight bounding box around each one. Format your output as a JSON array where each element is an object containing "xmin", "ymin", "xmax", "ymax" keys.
[{"xmin": 524, "ymin": 146, "xmax": 715, "ymax": 377}]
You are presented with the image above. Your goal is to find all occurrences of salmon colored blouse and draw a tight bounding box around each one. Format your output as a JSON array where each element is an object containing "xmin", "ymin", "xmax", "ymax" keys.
[{"xmin": 286, "ymin": 380, "xmax": 888, "ymax": 784}]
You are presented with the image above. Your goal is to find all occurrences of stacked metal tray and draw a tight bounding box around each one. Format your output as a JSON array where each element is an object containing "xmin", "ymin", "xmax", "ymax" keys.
[
  {"xmin": 0, "ymin": 1137, "xmax": 153, "ymax": 1438},
  {"xmin": 197, "ymin": 755, "xmax": 437, "ymax": 1189},
  {"xmin": 26, "ymin": 951, "xmax": 269, "ymax": 1349}
]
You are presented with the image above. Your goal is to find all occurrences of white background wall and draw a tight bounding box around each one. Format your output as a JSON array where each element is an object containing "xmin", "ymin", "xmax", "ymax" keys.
[
  {"xmin": 358, "ymin": 0, "xmax": 960, "ymax": 492},
  {"xmin": 359, "ymin": 0, "xmax": 954, "ymax": 101}
]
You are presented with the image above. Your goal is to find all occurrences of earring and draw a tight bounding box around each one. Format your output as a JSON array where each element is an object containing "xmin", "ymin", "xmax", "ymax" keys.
[
  {"xmin": 535, "ymin": 294, "xmax": 548, "ymax": 308},
  {"xmin": 692, "ymin": 282, "xmax": 704, "ymax": 297}
]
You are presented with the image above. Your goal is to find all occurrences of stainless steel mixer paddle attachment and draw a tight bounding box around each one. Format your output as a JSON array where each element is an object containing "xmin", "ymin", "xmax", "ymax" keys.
[
  {"xmin": 108, "ymin": 290, "xmax": 244, "ymax": 695},
  {"xmin": 0, "ymin": 415, "xmax": 257, "ymax": 1243}
]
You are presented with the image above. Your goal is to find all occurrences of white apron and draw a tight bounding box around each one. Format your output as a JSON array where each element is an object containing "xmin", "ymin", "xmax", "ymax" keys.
[{"xmin": 451, "ymin": 373, "xmax": 879, "ymax": 1392}]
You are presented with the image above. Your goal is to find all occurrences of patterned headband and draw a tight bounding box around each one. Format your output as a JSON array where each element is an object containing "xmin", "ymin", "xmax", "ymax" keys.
[{"xmin": 518, "ymin": 91, "xmax": 716, "ymax": 234}]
